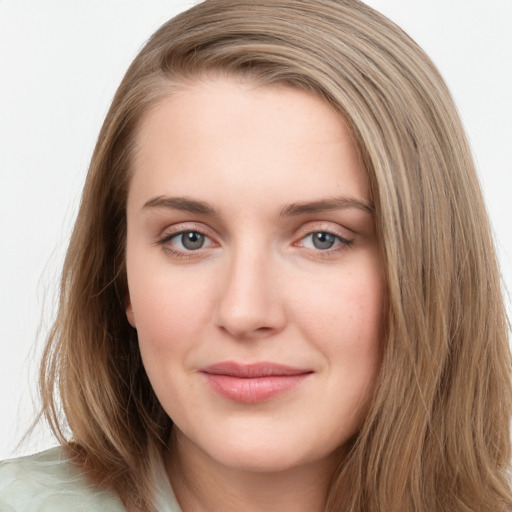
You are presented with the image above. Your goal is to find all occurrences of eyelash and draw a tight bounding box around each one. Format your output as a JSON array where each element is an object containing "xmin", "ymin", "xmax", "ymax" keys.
[
  {"xmin": 156, "ymin": 227, "xmax": 354, "ymax": 260},
  {"xmin": 157, "ymin": 228, "xmax": 216, "ymax": 260},
  {"xmin": 295, "ymin": 230, "xmax": 353, "ymax": 257}
]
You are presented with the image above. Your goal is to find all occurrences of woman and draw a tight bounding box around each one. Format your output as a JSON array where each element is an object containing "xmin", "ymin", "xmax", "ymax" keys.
[{"xmin": 1, "ymin": 0, "xmax": 511, "ymax": 511}]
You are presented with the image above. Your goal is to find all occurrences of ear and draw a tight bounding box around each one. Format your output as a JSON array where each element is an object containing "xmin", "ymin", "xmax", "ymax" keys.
[{"xmin": 125, "ymin": 294, "xmax": 137, "ymax": 328}]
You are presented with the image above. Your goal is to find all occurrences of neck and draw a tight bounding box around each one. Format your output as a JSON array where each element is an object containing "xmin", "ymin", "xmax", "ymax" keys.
[{"xmin": 165, "ymin": 429, "xmax": 341, "ymax": 512}]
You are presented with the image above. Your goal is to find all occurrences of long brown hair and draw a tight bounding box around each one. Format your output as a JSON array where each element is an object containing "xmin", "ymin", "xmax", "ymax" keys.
[{"xmin": 40, "ymin": 1, "xmax": 512, "ymax": 510}]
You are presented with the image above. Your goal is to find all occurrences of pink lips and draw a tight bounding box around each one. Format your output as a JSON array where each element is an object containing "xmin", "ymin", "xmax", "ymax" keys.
[{"xmin": 200, "ymin": 362, "xmax": 312, "ymax": 403}]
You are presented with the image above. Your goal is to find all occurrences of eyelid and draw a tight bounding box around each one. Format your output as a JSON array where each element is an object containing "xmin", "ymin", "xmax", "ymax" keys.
[
  {"xmin": 166, "ymin": 230, "xmax": 216, "ymax": 249},
  {"xmin": 293, "ymin": 221, "xmax": 355, "ymax": 242},
  {"xmin": 295, "ymin": 231, "xmax": 352, "ymax": 249},
  {"xmin": 157, "ymin": 222, "xmax": 216, "ymax": 242},
  {"xmin": 155, "ymin": 222, "xmax": 220, "ymax": 259},
  {"xmin": 291, "ymin": 222, "xmax": 355, "ymax": 259},
  {"xmin": 155, "ymin": 221, "xmax": 355, "ymax": 260}
]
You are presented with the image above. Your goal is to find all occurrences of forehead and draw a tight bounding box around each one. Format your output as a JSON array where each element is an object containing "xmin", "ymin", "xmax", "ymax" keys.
[{"xmin": 128, "ymin": 77, "xmax": 369, "ymax": 213}]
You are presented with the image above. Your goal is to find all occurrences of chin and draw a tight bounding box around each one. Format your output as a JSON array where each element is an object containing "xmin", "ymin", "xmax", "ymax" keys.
[
  {"xmin": 213, "ymin": 448, "xmax": 317, "ymax": 474},
  {"xmin": 191, "ymin": 426, "xmax": 344, "ymax": 475}
]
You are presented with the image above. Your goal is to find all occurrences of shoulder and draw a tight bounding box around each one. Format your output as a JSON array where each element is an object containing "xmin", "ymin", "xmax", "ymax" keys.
[{"xmin": 0, "ymin": 446, "xmax": 126, "ymax": 512}]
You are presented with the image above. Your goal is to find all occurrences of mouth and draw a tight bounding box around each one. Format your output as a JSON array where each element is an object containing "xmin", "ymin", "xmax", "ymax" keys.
[{"xmin": 199, "ymin": 362, "xmax": 313, "ymax": 403}]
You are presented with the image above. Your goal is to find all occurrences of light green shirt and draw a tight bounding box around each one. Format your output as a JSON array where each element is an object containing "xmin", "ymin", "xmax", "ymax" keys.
[{"xmin": 0, "ymin": 446, "xmax": 182, "ymax": 512}]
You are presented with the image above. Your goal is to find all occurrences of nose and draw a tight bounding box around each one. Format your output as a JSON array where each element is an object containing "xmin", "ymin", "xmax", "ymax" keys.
[{"xmin": 213, "ymin": 245, "xmax": 286, "ymax": 340}]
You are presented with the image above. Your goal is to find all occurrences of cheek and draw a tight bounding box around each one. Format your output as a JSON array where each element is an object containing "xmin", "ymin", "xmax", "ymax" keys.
[
  {"xmin": 339, "ymin": 270, "xmax": 384, "ymax": 408},
  {"xmin": 295, "ymin": 258, "xmax": 383, "ymax": 347},
  {"xmin": 126, "ymin": 260, "xmax": 214, "ymax": 359},
  {"xmin": 293, "ymin": 257, "xmax": 383, "ymax": 401},
  {"xmin": 336, "ymin": 268, "xmax": 383, "ymax": 374},
  {"xmin": 128, "ymin": 272, "xmax": 212, "ymax": 413}
]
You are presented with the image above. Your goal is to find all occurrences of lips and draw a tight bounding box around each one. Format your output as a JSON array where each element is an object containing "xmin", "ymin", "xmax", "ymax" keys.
[{"xmin": 200, "ymin": 362, "xmax": 313, "ymax": 403}]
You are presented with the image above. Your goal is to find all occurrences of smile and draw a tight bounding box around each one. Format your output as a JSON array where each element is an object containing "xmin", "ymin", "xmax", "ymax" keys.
[{"xmin": 200, "ymin": 362, "xmax": 313, "ymax": 403}]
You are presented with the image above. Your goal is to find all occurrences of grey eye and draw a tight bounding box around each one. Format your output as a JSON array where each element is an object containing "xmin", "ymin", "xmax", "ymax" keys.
[
  {"xmin": 311, "ymin": 232, "xmax": 337, "ymax": 250},
  {"xmin": 179, "ymin": 231, "xmax": 205, "ymax": 250}
]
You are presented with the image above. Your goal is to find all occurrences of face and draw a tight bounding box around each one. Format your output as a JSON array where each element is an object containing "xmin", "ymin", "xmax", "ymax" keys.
[{"xmin": 125, "ymin": 77, "xmax": 383, "ymax": 475}]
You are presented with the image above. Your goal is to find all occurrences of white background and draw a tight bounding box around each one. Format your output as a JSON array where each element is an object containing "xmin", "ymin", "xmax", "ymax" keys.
[{"xmin": 1, "ymin": 0, "xmax": 511, "ymax": 460}]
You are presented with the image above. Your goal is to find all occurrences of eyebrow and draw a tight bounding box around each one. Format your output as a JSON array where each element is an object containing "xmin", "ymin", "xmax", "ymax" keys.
[
  {"xmin": 279, "ymin": 197, "xmax": 374, "ymax": 217},
  {"xmin": 143, "ymin": 196, "xmax": 218, "ymax": 216},
  {"xmin": 142, "ymin": 195, "xmax": 374, "ymax": 217}
]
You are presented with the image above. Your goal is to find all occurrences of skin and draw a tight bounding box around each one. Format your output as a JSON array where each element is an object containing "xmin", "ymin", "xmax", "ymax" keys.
[{"xmin": 125, "ymin": 77, "xmax": 383, "ymax": 512}]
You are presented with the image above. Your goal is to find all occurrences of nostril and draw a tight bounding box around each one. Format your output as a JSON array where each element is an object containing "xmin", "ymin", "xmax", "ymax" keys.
[{"xmin": 219, "ymin": 323, "xmax": 276, "ymax": 340}]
